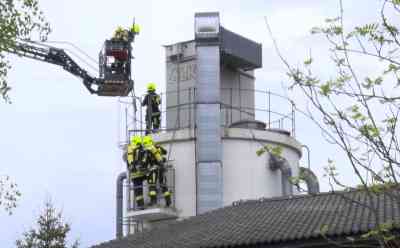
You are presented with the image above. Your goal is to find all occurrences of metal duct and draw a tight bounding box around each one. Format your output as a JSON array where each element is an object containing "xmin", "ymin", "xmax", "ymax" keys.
[
  {"xmin": 116, "ymin": 171, "xmax": 127, "ymax": 239},
  {"xmin": 299, "ymin": 167, "xmax": 320, "ymax": 194},
  {"xmin": 269, "ymin": 154, "xmax": 320, "ymax": 195},
  {"xmin": 269, "ymin": 154, "xmax": 293, "ymax": 196},
  {"xmin": 195, "ymin": 12, "xmax": 223, "ymax": 214}
]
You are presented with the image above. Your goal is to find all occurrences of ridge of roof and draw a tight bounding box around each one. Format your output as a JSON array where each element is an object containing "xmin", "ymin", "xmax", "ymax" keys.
[{"xmin": 231, "ymin": 186, "xmax": 400, "ymax": 206}]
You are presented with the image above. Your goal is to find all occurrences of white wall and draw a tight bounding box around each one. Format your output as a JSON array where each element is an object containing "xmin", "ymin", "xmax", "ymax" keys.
[
  {"xmin": 155, "ymin": 129, "xmax": 197, "ymax": 217},
  {"xmin": 154, "ymin": 127, "xmax": 302, "ymax": 217},
  {"xmin": 223, "ymin": 140, "xmax": 282, "ymax": 204}
]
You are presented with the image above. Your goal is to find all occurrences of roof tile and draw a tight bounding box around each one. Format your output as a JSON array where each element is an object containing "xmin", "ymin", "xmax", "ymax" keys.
[{"xmin": 92, "ymin": 188, "xmax": 400, "ymax": 248}]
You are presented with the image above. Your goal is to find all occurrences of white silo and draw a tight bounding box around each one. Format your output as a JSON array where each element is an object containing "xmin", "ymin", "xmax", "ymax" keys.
[{"xmin": 116, "ymin": 12, "xmax": 319, "ymax": 238}]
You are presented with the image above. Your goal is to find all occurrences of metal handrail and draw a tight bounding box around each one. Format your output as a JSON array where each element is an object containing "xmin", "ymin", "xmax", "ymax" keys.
[{"xmin": 118, "ymin": 87, "xmax": 296, "ymax": 142}]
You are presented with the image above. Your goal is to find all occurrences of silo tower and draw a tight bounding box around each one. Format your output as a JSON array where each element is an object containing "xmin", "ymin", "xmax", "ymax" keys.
[{"xmin": 116, "ymin": 12, "xmax": 319, "ymax": 238}]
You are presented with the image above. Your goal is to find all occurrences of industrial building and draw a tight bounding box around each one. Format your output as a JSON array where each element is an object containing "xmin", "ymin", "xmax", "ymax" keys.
[{"xmin": 92, "ymin": 12, "xmax": 400, "ymax": 248}]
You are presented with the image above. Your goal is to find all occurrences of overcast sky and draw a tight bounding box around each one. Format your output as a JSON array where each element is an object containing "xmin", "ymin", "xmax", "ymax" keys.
[{"xmin": 0, "ymin": 0, "xmax": 381, "ymax": 247}]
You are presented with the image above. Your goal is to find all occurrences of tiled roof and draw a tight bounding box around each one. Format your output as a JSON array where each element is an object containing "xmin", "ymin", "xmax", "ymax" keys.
[{"xmin": 92, "ymin": 188, "xmax": 400, "ymax": 248}]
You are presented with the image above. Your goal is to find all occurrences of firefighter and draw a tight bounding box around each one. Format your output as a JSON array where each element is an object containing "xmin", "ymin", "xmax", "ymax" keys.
[
  {"xmin": 131, "ymin": 23, "xmax": 140, "ymax": 35},
  {"xmin": 142, "ymin": 135, "xmax": 158, "ymax": 206},
  {"xmin": 111, "ymin": 26, "xmax": 129, "ymax": 75},
  {"xmin": 155, "ymin": 143, "xmax": 172, "ymax": 207},
  {"xmin": 142, "ymin": 136, "xmax": 171, "ymax": 207},
  {"xmin": 127, "ymin": 135, "xmax": 147, "ymax": 209},
  {"xmin": 142, "ymin": 83, "xmax": 161, "ymax": 135},
  {"xmin": 113, "ymin": 26, "xmax": 129, "ymax": 41},
  {"xmin": 113, "ymin": 23, "xmax": 140, "ymax": 42}
]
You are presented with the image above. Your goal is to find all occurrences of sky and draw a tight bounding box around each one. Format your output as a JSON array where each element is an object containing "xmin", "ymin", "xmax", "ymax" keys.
[{"xmin": 0, "ymin": 0, "xmax": 383, "ymax": 247}]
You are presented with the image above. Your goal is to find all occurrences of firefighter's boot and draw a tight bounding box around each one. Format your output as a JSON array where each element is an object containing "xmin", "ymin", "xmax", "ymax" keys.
[{"xmin": 164, "ymin": 191, "xmax": 172, "ymax": 207}]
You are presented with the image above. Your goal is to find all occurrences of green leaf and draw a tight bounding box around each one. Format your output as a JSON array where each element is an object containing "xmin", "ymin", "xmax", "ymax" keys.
[
  {"xmin": 359, "ymin": 124, "xmax": 380, "ymax": 138},
  {"xmin": 384, "ymin": 63, "xmax": 399, "ymax": 74},
  {"xmin": 271, "ymin": 146, "xmax": 283, "ymax": 157},
  {"xmin": 351, "ymin": 112, "xmax": 366, "ymax": 121},
  {"xmin": 331, "ymin": 25, "xmax": 343, "ymax": 35},
  {"xmin": 304, "ymin": 57, "xmax": 313, "ymax": 65},
  {"xmin": 0, "ymin": 0, "xmax": 51, "ymax": 102},
  {"xmin": 363, "ymin": 77, "xmax": 383, "ymax": 89},
  {"xmin": 310, "ymin": 27, "xmax": 322, "ymax": 34},
  {"xmin": 325, "ymin": 17, "xmax": 340, "ymax": 23},
  {"xmin": 256, "ymin": 148, "xmax": 266, "ymax": 156},
  {"xmin": 320, "ymin": 224, "xmax": 329, "ymax": 235},
  {"xmin": 355, "ymin": 23, "xmax": 378, "ymax": 36},
  {"xmin": 320, "ymin": 83, "xmax": 331, "ymax": 96}
]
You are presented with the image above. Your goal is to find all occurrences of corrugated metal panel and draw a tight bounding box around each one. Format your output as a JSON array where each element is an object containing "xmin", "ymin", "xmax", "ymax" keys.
[
  {"xmin": 196, "ymin": 104, "xmax": 221, "ymax": 160},
  {"xmin": 195, "ymin": 43, "xmax": 223, "ymax": 214},
  {"xmin": 197, "ymin": 162, "xmax": 223, "ymax": 214},
  {"xmin": 196, "ymin": 46, "xmax": 220, "ymax": 102}
]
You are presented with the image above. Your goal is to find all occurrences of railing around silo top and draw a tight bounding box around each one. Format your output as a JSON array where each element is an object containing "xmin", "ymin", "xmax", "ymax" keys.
[{"xmin": 117, "ymin": 87, "xmax": 296, "ymax": 147}]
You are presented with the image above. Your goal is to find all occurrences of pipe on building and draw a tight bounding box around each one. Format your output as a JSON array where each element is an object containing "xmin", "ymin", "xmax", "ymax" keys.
[
  {"xmin": 116, "ymin": 171, "xmax": 127, "ymax": 239},
  {"xmin": 269, "ymin": 154, "xmax": 293, "ymax": 196},
  {"xmin": 299, "ymin": 167, "xmax": 320, "ymax": 194}
]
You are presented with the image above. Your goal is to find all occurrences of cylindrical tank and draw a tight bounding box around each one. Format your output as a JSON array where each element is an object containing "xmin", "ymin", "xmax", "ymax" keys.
[{"xmin": 153, "ymin": 127, "xmax": 302, "ymax": 218}]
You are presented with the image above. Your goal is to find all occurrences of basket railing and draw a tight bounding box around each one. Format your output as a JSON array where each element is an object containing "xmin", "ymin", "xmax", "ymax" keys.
[{"xmin": 125, "ymin": 165, "xmax": 175, "ymax": 211}]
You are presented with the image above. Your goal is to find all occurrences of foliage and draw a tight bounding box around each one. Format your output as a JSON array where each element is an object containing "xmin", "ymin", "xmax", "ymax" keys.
[
  {"xmin": 282, "ymin": 0, "xmax": 400, "ymax": 191},
  {"xmin": 0, "ymin": 0, "xmax": 51, "ymax": 102},
  {"xmin": 0, "ymin": 0, "xmax": 50, "ymax": 217},
  {"xmin": 256, "ymin": 144, "xmax": 283, "ymax": 157},
  {"xmin": 0, "ymin": 175, "xmax": 21, "ymax": 214},
  {"xmin": 361, "ymin": 222, "xmax": 396, "ymax": 242},
  {"xmin": 16, "ymin": 199, "xmax": 79, "ymax": 248},
  {"xmin": 266, "ymin": 0, "xmax": 400, "ymax": 246}
]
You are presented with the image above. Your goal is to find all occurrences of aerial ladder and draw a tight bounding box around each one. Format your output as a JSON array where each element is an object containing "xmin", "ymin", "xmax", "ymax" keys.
[{"xmin": 5, "ymin": 23, "xmax": 139, "ymax": 97}]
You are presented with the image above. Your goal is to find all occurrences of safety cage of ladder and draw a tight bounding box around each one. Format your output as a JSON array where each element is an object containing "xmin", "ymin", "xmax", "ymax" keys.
[{"xmin": 125, "ymin": 163, "xmax": 176, "ymax": 212}]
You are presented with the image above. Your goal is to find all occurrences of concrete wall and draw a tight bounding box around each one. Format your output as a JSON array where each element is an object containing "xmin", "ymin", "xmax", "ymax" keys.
[{"xmin": 154, "ymin": 128, "xmax": 302, "ymax": 217}]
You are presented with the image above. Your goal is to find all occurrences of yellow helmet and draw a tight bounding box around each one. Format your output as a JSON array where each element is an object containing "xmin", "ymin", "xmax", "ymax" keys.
[
  {"xmin": 115, "ymin": 26, "xmax": 124, "ymax": 33},
  {"xmin": 142, "ymin": 135, "xmax": 153, "ymax": 146},
  {"xmin": 147, "ymin": 82, "xmax": 156, "ymax": 92},
  {"xmin": 131, "ymin": 23, "xmax": 140, "ymax": 34},
  {"xmin": 131, "ymin": 135, "xmax": 142, "ymax": 145}
]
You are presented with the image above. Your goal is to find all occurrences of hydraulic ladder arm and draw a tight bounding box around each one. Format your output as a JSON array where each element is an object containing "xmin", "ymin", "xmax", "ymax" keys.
[{"xmin": 6, "ymin": 39, "xmax": 134, "ymax": 96}]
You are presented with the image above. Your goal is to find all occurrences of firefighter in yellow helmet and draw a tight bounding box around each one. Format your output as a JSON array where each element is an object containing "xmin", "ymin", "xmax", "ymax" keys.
[
  {"xmin": 142, "ymin": 83, "xmax": 161, "ymax": 135},
  {"xmin": 131, "ymin": 23, "xmax": 140, "ymax": 34},
  {"xmin": 142, "ymin": 135, "xmax": 172, "ymax": 207},
  {"xmin": 154, "ymin": 142, "xmax": 171, "ymax": 207},
  {"xmin": 127, "ymin": 135, "xmax": 147, "ymax": 209},
  {"xmin": 142, "ymin": 136, "xmax": 157, "ymax": 206},
  {"xmin": 113, "ymin": 23, "xmax": 140, "ymax": 42},
  {"xmin": 113, "ymin": 26, "xmax": 129, "ymax": 41}
]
